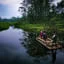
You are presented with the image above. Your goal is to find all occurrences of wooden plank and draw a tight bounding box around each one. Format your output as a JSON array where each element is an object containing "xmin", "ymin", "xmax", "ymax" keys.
[{"xmin": 36, "ymin": 37, "xmax": 62, "ymax": 50}]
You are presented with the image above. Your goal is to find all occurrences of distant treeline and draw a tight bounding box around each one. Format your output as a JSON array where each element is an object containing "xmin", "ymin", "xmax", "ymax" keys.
[{"xmin": 0, "ymin": 17, "xmax": 22, "ymax": 22}]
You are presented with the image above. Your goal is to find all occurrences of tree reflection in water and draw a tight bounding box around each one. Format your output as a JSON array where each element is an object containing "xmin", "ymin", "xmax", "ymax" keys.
[
  {"xmin": 20, "ymin": 32, "xmax": 57, "ymax": 64},
  {"xmin": 51, "ymin": 50, "xmax": 56, "ymax": 64},
  {"xmin": 21, "ymin": 32, "xmax": 49, "ymax": 57}
]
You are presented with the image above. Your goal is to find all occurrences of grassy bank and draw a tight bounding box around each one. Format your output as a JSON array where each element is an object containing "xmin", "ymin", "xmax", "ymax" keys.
[
  {"xmin": 0, "ymin": 22, "xmax": 16, "ymax": 31},
  {"xmin": 14, "ymin": 23, "xmax": 64, "ymax": 33},
  {"xmin": 0, "ymin": 21, "xmax": 64, "ymax": 34},
  {"xmin": 15, "ymin": 23, "xmax": 45, "ymax": 32}
]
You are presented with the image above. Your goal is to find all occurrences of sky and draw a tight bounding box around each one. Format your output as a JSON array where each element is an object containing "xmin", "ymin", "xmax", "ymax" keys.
[
  {"xmin": 50, "ymin": 0, "xmax": 62, "ymax": 6},
  {"xmin": 0, "ymin": 0, "xmax": 62, "ymax": 19},
  {"xmin": 0, "ymin": 0, "xmax": 23, "ymax": 19}
]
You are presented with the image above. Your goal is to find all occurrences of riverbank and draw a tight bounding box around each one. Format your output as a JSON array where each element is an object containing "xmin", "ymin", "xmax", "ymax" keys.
[
  {"xmin": 0, "ymin": 22, "xmax": 64, "ymax": 33},
  {"xmin": 0, "ymin": 22, "xmax": 16, "ymax": 31},
  {"xmin": 14, "ymin": 23, "xmax": 45, "ymax": 32},
  {"xmin": 14, "ymin": 23, "xmax": 64, "ymax": 34},
  {"xmin": 0, "ymin": 22, "xmax": 64, "ymax": 40}
]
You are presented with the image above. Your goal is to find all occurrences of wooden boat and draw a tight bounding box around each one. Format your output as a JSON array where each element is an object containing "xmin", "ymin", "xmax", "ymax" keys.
[{"xmin": 36, "ymin": 37, "xmax": 62, "ymax": 50}]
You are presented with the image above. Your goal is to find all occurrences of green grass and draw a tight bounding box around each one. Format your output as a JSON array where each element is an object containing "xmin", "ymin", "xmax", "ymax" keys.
[
  {"xmin": 16, "ymin": 23, "xmax": 45, "ymax": 32},
  {"xmin": 0, "ymin": 21, "xmax": 64, "ymax": 34},
  {"xmin": 0, "ymin": 22, "xmax": 16, "ymax": 31}
]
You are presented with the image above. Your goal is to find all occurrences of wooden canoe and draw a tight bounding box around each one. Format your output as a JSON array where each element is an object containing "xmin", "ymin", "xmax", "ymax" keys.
[{"xmin": 36, "ymin": 37, "xmax": 62, "ymax": 50}]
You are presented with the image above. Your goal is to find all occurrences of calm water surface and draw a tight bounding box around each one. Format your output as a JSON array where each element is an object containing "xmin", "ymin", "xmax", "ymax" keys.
[{"xmin": 0, "ymin": 26, "xmax": 64, "ymax": 64}]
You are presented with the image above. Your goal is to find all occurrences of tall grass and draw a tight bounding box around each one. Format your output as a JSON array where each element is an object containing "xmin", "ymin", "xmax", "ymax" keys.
[{"xmin": 0, "ymin": 22, "xmax": 16, "ymax": 31}]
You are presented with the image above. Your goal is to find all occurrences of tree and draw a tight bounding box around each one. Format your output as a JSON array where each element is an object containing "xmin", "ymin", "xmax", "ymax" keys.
[
  {"xmin": 0, "ymin": 17, "xmax": 2, "ymax": 21},
  {"xmin": 19, "ymin": 0, "xmax": 50, "ymax": 23}
]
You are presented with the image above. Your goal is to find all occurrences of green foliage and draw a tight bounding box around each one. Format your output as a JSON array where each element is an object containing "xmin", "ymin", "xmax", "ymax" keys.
[
  {"xmin": 0, "ymin": 22, "xmax": 10, "ymax": 31},
  {"xmin": 0, "ymin": 22, "xmax": 16, "ymax": 31},
  {"xmin": 15, "ymin": 23, "xmax": 44, "ymax": 32},
  {"xmin": 19, "ymin": 0, "xmax": 50, "ymax": 22}
]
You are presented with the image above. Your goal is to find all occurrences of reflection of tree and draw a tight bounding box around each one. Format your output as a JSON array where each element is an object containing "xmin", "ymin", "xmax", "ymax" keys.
[
  {"xmin": 20, "ymin": 32, "xmax": 57, "ymax": 64},
  {"xmin": 22, "ymin": 32, "xmax": 49, "ymax": 57},
  {"xmin": 51, "ymin": 50, "xmax": 56, "ymax": 64}
]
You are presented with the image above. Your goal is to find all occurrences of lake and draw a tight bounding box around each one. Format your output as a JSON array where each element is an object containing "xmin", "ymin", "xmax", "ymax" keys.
[{"xmin": 0, "ymin": 26, "xmax": 64, "ymax": 64}]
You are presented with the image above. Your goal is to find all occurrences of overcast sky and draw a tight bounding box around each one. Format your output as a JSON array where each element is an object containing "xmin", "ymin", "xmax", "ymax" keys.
[
  {"xmin": 0, "ymin": 0, "xmax": 24, "ymax": 18},
  {"xmin": 0, "ymin": 0, "xmax": 62, "ymax": 19},
  {"xmin": 50, "ymin": 0, "xmax": 62, "ymax": 6}
]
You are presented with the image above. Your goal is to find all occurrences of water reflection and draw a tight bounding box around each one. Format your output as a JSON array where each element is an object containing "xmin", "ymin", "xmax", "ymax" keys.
[
  {"xmin": 51, "ymin": 50, "xmax": 56, "ymax": 64},
  {"xmin": 22, "ymin": 32, "xmax": 48, "ymax": 57},
  {"xmin": 0, "ymin": 26, "xmax": 64, "ymax": 64},
  {"xmin": 22, "ymin": 32, "xmax": 64, "ymax": 64},
  {"xmin": 0, "ymin": 26, "xmax": 34, "ymax": 64}
]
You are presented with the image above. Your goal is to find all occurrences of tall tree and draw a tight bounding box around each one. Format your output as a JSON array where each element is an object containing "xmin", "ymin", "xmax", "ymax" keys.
[{"xmin": 19, "ymin": 0, "xmax": 50, "ymax": 23}]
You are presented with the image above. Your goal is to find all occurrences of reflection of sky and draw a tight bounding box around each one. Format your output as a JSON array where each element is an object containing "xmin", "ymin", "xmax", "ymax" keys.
[
  {"xmin": 0, "ymin": 26, "xmax": 64, "ymax": 64},
  {"xmin": 0, "ymin": 0, "xmax": 62, "ymax": 19},
  {"xmin": 0, "ymin": 26, "xmax": 34, "ymax": 64},
  {"xmin": 0, "ymin": 26, "xmax": 25, "ymax": 54}
]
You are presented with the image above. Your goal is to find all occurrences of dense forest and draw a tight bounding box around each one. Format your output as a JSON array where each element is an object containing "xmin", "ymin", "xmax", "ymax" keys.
[
  {"xmin": 17, "ymin": 0, "xmax": 64, "ymax": 32},
  {"xmin": 19, "ymin": 0, "xmax": 64, "ymax": 23}
]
